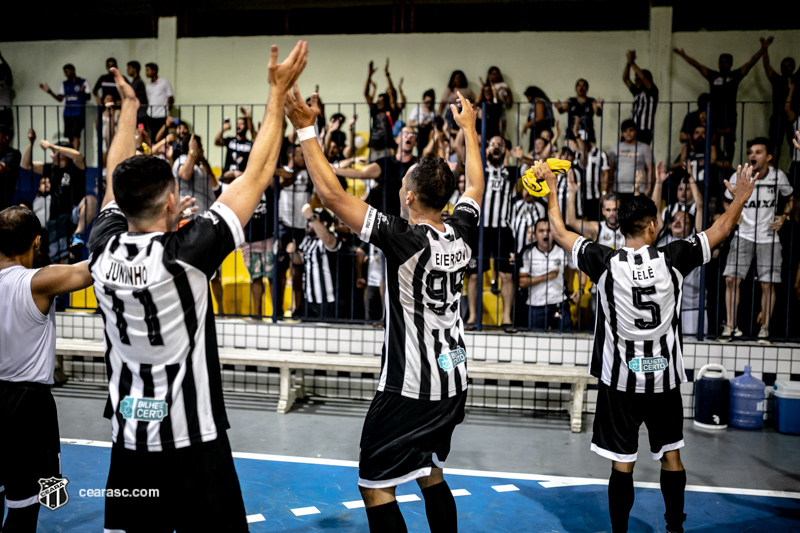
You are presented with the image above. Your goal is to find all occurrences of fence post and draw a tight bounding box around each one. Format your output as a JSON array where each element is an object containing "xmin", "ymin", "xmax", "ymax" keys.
[
  {"xmin": 475, "ymin": 102, "xmax": 487, "ymax": 331},
  {"xmin": 696, "ymin": 101, "xmax": 711, "ymax": 341}
]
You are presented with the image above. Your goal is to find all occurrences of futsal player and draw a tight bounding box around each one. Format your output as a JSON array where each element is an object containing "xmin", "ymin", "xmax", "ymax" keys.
[
  {"xmin": 86, "ymin": 42, "xmax": 308, "ymax": 532},
  {"xmin": 0, "ymin": 207, "xmax": 92, "ymax": 532},
  {"xmin": 285, "ymin": 85, "xmax": 484, "ymax": 532},
  {"xmin": 533, "ymin": 160, "xmax": 758, "ymax": 533}
]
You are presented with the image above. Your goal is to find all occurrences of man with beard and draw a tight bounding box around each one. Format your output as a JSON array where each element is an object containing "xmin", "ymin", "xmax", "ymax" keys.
[
  {"xmin": 722, "ymin": 137, "xmax": 793, "ymax": 343},
  {"xmin": 566, "ymin": 178, "xmax": 625, "ymax": 249},
  {"xmin": 333, "ymin": 125, "xmax": 417, "ymax": 217},
  {"xmin": 465, "ymin": 135, "xmax": 516, "ymax": 330},
  {"xmin": 674, "ymin": 124, "xmax": 717, "ymax": 188},
  {"xmin": 215, "ymin": 108, "xmax": 255, "ymax": 182}
]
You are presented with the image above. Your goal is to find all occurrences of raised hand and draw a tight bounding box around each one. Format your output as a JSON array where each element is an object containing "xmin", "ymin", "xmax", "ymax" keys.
[
  {"xmin": 301, "ymin": 203, "xmax": 314, "ymax": 219},
  {"xmin": 284, "ymin": 84, "xmax": 317, "ymax": 130},
  {"xmin": 384, "ymin": 58, "xmax": 390, "ymax": 75},
  {"xmin": 27, "ymin": 128, "xmax": 36, "ymax": 142},
  {"xmin": 368, "ymin": 61, "xmax": 377, "ymax": 77},
  {"xmin": 267, "ymin": 41, "xmax": 308, "ymax": 92},
  {"xmin": 222, "ymin": 121, "xmax": 232, "ymax": 132},
  {"xmin": 534, "ymin": 159, "xmax": 558, "ymax": 194},
  {"xmin": 793, "ymin": 131, "xmax": 800, "ymax": 153},
  {"xmin": 188, "ymin": 134, "xmax": 199, "ymax": 153},
  {"xmin": 510, "ymin": 146, "xmax": 524, "ymax": 159},
  {"xmin": 762, "ymin": 36, "xmax": 774, "ymax": 48},
  {"xmin": 724, "ymin": 163, "xmax": 758, "ymax": 204},
  {"xmin": 449, "ymin": 91, "xmax": 475, "ymax": 132},
  {"xmin": 240, "ymin": 106, "xmax": 251, "ymax": 118},
  {"xmin": 175, "ymin": 196, "xmax": 198, "ymax": 226},
  {"xmin": 567, "ymin": 169, "xmax": 580, "ymax": 193},
  {"xmin": 398, "ymin": 77, "xmax": 404, "ymax": 90},
  {"xmin": 39, "ymin": 83, "xmax": 50, "ymax": 93},
  {"xmin": 673, "ymin": 48, "xmax": 686, "ymax": 57},
  {"xmin": 348, "ymin": 114, "xmax": 357, "ymax": 129},
  {"xmin": 110, "ymin": 67, "xmax": 138, "ymax": 106},
  {"xmin": 656, "ymin": 161, "xmax": 669, "ymax": 184},
  {"xmin": 39, "ymin": 139, "xmax": 51, "ymax": 151}
]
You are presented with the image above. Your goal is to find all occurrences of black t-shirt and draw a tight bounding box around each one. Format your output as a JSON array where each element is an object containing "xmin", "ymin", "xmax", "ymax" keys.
[
  {"xmin": 129, "ymin": 76, "xmax": 148, "ymax": 116},
  {"xmin": 769, "ymin": 71, "xmax": 800, "ymax": 117},
  {"xmin": 567, "ymin": 97, "xmax": 598, "ymax": 143},
  {"xmin": 476, "ymin": 102, "xmax": 504, "ymax": 140},
  {"xmin": 705, "ymin": 69, "xmax": 744, "ymax": 129},
  {"xmin": 0, "ymin": 146, "xmax": 21, "ymax": 210},
  {"xmin": 221, "ymin": 136, "xmax": 253, "ymax": 172},
  {"xmin": 94, "ymin": 72, "xmax": 124, "ymax": 102},
  {"xmin": 681, "ymin": 109, "xmax": 704, "ymax": 138},
  {"xmin": 367, "ymin": 156, "xmax": 416, "ymax": 217},
  {"xmin": 47, "ymin": 162, "xmax": 86, "ymax": 215},
  {"xmin": 243, "ymin": 186, "xmax": 274, "ymax": 242},
  {"xmin": 369, "ymin": 107, "xmax": 397, "ymax": 151}
]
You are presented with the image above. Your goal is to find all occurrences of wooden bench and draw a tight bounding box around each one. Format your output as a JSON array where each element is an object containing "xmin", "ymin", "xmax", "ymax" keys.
[{"xmin": 56, "ymin": 338, "xmax": 596, "ymax": 432}]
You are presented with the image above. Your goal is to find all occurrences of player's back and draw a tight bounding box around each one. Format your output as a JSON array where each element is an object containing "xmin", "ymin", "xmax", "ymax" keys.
[
  {"xmin": 88, "ymin": 201, "xmax": 244, "ymax": 451},
  {"xmin": 359, "ymin": 198, "xmax": 480, "ymax": 401}
]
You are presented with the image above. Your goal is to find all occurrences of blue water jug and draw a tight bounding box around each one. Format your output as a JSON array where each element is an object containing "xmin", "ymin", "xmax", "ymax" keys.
[
  {"xmin": 729, "ymin": 366, "xmax": 765, "ymax": 430},
  {"xmin": 694, "ymin": 364, "xmax": 729, "ymax": 429}
]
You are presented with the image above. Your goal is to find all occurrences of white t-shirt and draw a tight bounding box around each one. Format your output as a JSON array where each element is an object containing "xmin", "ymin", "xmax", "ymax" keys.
[
  {"xmin": 409, "ymin": 105, "xmax": 436, "ymax": 127},
  {"xmin": 145, "ymin": 77, "xmax": 174, "ymax": 118},
  {"xmin": 278, "ymin": 168, "xmax": 312, "ymax": 229},
  {"xmin": 172, "ymin": 155, "xmax": 216, "ymax": 216},
  {"xmin": 367, "ymin": 244, "xmax": 386, "ymax": 288},
  {"xmin": 725, "ymin": 167, "xmax": 793, "ymax": 243},
  {"xmin": 520, "ymin": 244, "xmax": 572, "ymax": 307}
]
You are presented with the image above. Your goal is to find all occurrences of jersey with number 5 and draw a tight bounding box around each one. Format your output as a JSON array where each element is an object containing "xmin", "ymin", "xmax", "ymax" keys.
[
  {"xmin": 572, "ymin": 233, "xmax": 711, "ymax": 393},
  {"xmin": 360, "ymin": 198, "xmax": 480, "ymax": 401}
]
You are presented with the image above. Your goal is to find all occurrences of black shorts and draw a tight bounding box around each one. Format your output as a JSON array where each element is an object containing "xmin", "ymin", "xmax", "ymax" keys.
[
  {"xmin": 104, "ymin": 432, "xmax": 248, "ymax": 533},
  {"xmin": 467, "ymin": 226, "xmax": 515, "ymax": 274},
  {"xmin": 64, "ymin": 115, "xmax": 85, "ymax": 139},
  {"xmin": 359, "ymin": 390, "xmax": 467, "ymax": 489},
  {"xmin": 276, "ymin": 224, "xmax": 307, "ymax": 268},
  {"xmin": 0, "ymin": 381, "xmax": 62, "ymax": 509},
  {"xmin": 591, "ymin": 382, "xmax": 684, "ymax": 463}
]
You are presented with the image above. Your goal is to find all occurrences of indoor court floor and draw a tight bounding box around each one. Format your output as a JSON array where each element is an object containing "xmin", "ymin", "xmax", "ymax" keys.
[{"xmin": 25, "ymin": 384, "xmax": 800, "ymax": 532}]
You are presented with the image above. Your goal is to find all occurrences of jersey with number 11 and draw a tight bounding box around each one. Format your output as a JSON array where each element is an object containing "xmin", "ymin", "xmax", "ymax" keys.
[{"xmin": 360, "ymin": 198, "xmax": 480, "ymax": 401}]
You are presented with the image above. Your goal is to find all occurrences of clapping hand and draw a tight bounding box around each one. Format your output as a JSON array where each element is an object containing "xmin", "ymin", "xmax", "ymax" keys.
[
  {"xmin": 284, "ymin": 84, "xmax": 317, "ymax": 130},
  {"xmin": 267, "ymin": 41, "xmax": 308, "ymax": 92}
]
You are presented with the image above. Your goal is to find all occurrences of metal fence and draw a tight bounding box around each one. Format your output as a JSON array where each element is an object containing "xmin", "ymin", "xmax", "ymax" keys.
[{"xmin": 3, "ymin": 98, "xmax": 799, "ymax": 342}]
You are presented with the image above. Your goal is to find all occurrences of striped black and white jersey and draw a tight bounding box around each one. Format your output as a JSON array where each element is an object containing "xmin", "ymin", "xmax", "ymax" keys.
[
  {"xmin": 657, "ymin": 231, "xmax": 703, "ymax": 313},
  {"xmin": 576, "ymin": 147, "xmax": 609, "ymax": 201},
  {"xmin": 360, "ymin": 197, "xmax": 480, "ymax": 401},
  {"xmin": 482, "ymin": 164, "xmax": 516, "ymax": 228},
  {"xmin": 87, "ymin": 200, "xmax": 244, "ymax": 451},
  {"xmin": 661, "ymin": 201, "xmax": 697, "ymax": 224},
  {"xmin": 630, "ymin": 84, "xmax": 659, "ymax": 135},
  {"xmin": 598, "ymin": 221, "xmax": 626, "ymax": 249},
  {"xmin": 572, "ymin": 232, "xmax": 711, "ymax": 393},
  {"xmin": 511, "ymin": 197, "xmax": 546, "ymax": 253},
  {"xmin": 298, "ymin": 233, "xmax": 341, "ymax": 304}
]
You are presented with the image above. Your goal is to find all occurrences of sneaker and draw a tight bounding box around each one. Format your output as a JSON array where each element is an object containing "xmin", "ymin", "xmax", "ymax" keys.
[
  {"xmin": 719, "ymin": 324, "xmax": 732, "ymax": 342},
  {"xmin": 757, "ymin": 328, "xmax": 770, "ymax": 344}
]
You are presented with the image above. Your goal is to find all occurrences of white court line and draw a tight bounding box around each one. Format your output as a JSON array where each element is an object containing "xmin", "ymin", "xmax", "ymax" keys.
[
  {"xmin": 451, "ymin": 489, "xmax": 471, "ymax": 497},
  {"xmin": 60, "ymin": 439, "xmax": 800, "ymax": 500},
  {"xmin": 492, "ymin": 484, "xmax": 520, "ymax": 493},
  {"xmin": 396, "ymin": 494, "xmax": 421, "ymax": 503},
  {"xmin": 246, "ymin": 514, "xmax": 266, "ymax": 524},
  {"xmin": 291, "ymin": 506, "xmax": 320, "ymax": 517},
  {"xmin": 342, "ymin": 500, "xmax": 365, "ymax": 509}
]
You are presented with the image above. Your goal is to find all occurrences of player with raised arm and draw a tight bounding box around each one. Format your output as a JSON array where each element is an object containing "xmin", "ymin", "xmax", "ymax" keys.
[
  {"xmin": 86, "ymin": 42, "xmax": 307, "ymax": 532},
  {"xmin": 285, "ymin": 84, "xmax": 483, "ymax": 533},
  {"xmin": 533, "ymin": 159, "xmax": 757, "ymax": 533}
]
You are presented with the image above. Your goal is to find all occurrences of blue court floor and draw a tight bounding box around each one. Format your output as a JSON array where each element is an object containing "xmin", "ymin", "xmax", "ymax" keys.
[{"xmin": 26, "ymin": 441, "xmax": 800, "ymax": 532}]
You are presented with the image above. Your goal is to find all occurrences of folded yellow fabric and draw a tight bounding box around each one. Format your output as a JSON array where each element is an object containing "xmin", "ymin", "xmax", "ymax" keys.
[{"xmin": 521, "ymin": 158, "xmax": 571, "ymax": 197}]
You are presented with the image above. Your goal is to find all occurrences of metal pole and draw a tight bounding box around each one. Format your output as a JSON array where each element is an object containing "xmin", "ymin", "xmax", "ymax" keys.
[{"xmin": 475, "ymin": 101, "xmax": 487, "ymax": 332}]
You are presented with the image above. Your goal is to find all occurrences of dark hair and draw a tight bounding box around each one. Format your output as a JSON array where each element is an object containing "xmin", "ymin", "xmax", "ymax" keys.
[
  {"xmin": 534, "ymin": 218, "xmax": 550, "ymax": 230},
  {"xmin": 405, "ymin": 157, "xmax": 456, "ymax": 211},
  {"xmin": 378, "ymin": 93, "xmax": 389, "ymax": 102},
  {"xmin": 487, "ymin": 66, "xmax": 503, "ymax": 82},
  {"xmin": 331, "ymin": 113, "xmax": 345, "ymax": 123},
  {"xmin": 576, "ymin": 78, "xmax": 589, "ymax": 89},
  {"xmin": 447, "ymin": 70, "xmax": 467, "ymax": 90},
  {"xmin": 433, "ymin": 115, "xmax": 444, "ymax": 130},
  {"xmin": 63, "ymin": 63, "xmax": 75, "ymax": 71},
  {"xmin": 603, "ymin": 192, "xmax": 619, "ymax": 205},
  {"xmin": 180, "ymin": 134, "xmax": 202, "ymax": 154},
  {"xmin": 145, "ymin": 62, "xmax": 158, "ymax": 73},
  {"xmin": 782, "ymin": 57, "xmax": 796, "ymax": 70},
  {"xmin": 640, "ymin": 69, "xmax": 654, "ymax": 84},
  {"xmin": 106, "ymin": 57, "xmax": 117, "ymax": 66},
  {"xmin": 719, "ymin": 53, "xmax": 733, "ymax": 63},
  {"xmin": 0, "ymin": 206, "xmax": 41, "ymax": 257},
  {"xmin": 747, "ymin": 136, "xmax": 773, "ymax": 153},
  {"xmin": 619, "ymin": 196, "xmax": 657, "ymax": 238},
  {"xmin": 697, "ymin": 93, "xmax": 711, "ymax": 108},
  {"xmin": 621, "ymin": 119, "xmax": 636, "ymax": 131},
  {"xmin": 127, "ymin": 61, "xmax": 141, "ymax": 73},
  {"xmin": 113, "ymin": 155, "xmax": 176, "ymax": 221},
  {"xmin": 0, "ymin": 124, "xmax": 13, "ymax": 140},
  {"xmin": 524, "ymin": 86, "xmax": 549, "ymax": 101},
  {"xmin": 423, "ymin": 89, "xmax": 435, "ymax": 101}
]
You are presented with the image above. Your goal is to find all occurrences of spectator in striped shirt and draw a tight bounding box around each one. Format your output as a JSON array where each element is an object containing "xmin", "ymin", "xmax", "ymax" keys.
[{"xmin": 623, "ymin": 50, "xmax": 658, "ymax": 145}]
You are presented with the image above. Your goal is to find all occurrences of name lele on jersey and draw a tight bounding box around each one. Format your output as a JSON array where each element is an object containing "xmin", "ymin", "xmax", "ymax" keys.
[
  {"xmin": 632, "ymin": 266, "xmax": 655, "ymax": 281},
  {"xmin": 104, "ymin": 262, "xmax": 148, "ymax": 286}
]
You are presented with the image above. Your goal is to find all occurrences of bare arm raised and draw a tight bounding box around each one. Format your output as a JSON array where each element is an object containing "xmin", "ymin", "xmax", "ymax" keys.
[
  {"xmin": 704, "ymin": 164, "xmax": 757, "ymax": 249},
  {"xmin": 452, "ymin": 93, "xmax": 484, "ymax": 207}
]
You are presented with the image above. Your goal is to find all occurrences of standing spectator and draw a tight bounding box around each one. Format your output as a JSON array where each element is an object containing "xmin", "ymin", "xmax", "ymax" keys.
[
  {"xmin": 408, "ymin": 89, "xmax": 437, "ymax": 152},
  {"xmin": 623, "ymin": 50, "xmax": 658, "ymax": 145},
  {"xmin": 521, "ymin": 87, "xmax": 554, "ymax": 152},
  {"xmin": 364, "ymin": 243, "xmax": 385, "ymax": 322},
  {"xmin": 92, "ymin": 57, "xmax": 124, "ymax": 105},
  {"xmin": 0, "ymin": 124, "xmax": 20, "ymax": 210},
  {"xmin": 661, "ymin": 170, "xmax": 701, "ymax": 227},
  {"xmin": 241, "ymin": 184, "xmax": 274, "ymax": 319},
  {"xmin": 608, "ymin": 119, "xmax": 653, "ymax": 200},
  {"xmin": 32, "ymin": 176, "xmax": 53, "ymax": 228},
  {"xmin": 324, "ymin": 113, "xmax": 355, "ymax": 159},
  {"xmin": 511, "ymin": 186, "xmax": 546, "ymax": 254},
  {"xmin": 673, "ymin": 40, "xmax": 769, "ymax": 163},
  {"xmin": 519, "ymin": 219, "xmax": 575, "ymax": 331},
  {"xmin": 0, "ymin": 50, "xmax": 12, "ymax": 128},
  {"xmin": 439, "ymin": 70, "xmax": 475, "ymax": 131},
  {"xmin": 722, "ymin": 137, "xmax": 793, "ymax": 343},
  {"xmin": 566, "ymin": 175, "xmax": 625, "ymax": 249},
  {"xmin": 465, "ymin": 135, "xmax": 516, "ymax": 331},
  {"xmin": 475, "ymin": 83, "xmax": 504, "ymax": 140},
  {"xmin": 485, "ymin": 66, "xmax": 512, "ymax": 108},
  {"xmin": 39, "ymin": 64, "xmax": 90, "ymax": 150},
  {"xmin": 144, "ymin": 62, "xmax": 174, "ymax": 141},
  {"xmin": 173, "ymin": 134, "xmax": 217, "ymax": 216},
  {"xmin": 572, "ymin": 128, "xmax": 610, "ymax": 222},
  {"xmin": 364, "ymin": 61, "xmax": 396, "ymax": 162},
  {"xmin": 332, "ymin": 216, "xmax": 366, "ymax": 320},
  {"xmin": 333, "ymin": 126, "xmax": 418, "ymax": 217},
  {"xmin": 215, "ymin": 107, "xmax": 255, "ymax": 182},
  {"xmin": 289, "ymin": 204, "xmax": 340, "ymax": 320},
  {"xmin": 786, "ymin": 79, "xmax": 800, "ymax": 181},
  {"xmin": 555, "ymin": 78, "xmax": 604, "ymax": 144},
  {"xmin": 679, "ymin": 93, "xmax": 710, "ymax": 143},
  {"xmin": 761, "ymin": 37, "xmax": 799, "ymax": 160},
  {"xmin": 126, "ymin": 61, "xmax": 148, "ymax": 126},
  {"xmin": 674, "ymin": 123, "xmax": 717, "ymax": 186}
]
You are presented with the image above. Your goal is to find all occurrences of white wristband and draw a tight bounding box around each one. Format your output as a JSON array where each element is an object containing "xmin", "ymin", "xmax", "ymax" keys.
[{"xmin": 296, "ymin": 126, "xmax": 316, "ymax": 142}]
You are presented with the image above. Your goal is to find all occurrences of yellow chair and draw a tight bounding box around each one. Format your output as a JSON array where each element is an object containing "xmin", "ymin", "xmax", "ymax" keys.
[{"xmin": 70, "ymin": 286, "xmax": 97, "ymax": 310}]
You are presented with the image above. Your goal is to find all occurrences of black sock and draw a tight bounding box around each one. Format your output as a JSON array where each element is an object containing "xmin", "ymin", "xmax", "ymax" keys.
[
  {"xmin": 365, "ymin": 500, "xmax": 408, "ymax": 533},
  {"xmin": 661, "ymin": 469, "xmax": 687, "ymax": 533},
  {"xmin": 2, "ymin": 504, "xmax": 40, "ymax": 533},
  {"xmin": 421, "ymin": 481, "xmax": 458, "ymax": 533},
  {"xmin": 608, "ymin": 468, "xmax": 634, "ymax": 533}
]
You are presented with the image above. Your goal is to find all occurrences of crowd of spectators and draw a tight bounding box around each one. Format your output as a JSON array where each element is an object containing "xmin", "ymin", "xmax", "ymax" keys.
[{"xmin": 1, "ymin": 38, "xmax": 800, "ymax": 342}]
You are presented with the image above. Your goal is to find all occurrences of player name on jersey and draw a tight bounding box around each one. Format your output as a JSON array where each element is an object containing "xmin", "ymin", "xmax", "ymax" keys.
[
  {"xmin": 103, "ymin": 262, "xmax": 148, "ymax": 286},
  {"xmin": 434, "ymin": 249, "xmax": 468, "ymax": 268}
]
